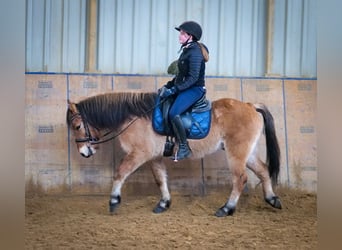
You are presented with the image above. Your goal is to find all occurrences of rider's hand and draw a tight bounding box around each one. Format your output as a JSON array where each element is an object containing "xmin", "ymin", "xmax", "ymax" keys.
[{"xmin": 160, "ymin": 86, "xmax": 176, "ymax": 98}]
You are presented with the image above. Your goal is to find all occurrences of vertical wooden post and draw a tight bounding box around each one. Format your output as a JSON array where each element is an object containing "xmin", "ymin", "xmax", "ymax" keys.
[
  {"xmin": 265, "ymin": 0, "xmax": 274, "ymax": 76},
  {"xmin": 85, "ymin": 0, "xmax": 98, "ymax": 72}
]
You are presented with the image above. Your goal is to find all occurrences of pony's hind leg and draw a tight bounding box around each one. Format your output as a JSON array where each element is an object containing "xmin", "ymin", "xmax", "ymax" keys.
[
  {"xmin": 150, "ymin": 158, "xmax": 171, "ymax": 213},
  {"xmin": 247, "ymin": 156, "xmax": 282, "ymax": 209},
  {"xmin": 215, "ymin": 157, "xmax": 248, "ymax": 217}
]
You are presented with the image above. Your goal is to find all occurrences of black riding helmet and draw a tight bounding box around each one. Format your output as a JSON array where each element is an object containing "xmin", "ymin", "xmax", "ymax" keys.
[{"xmin": 175, "ymin": 21, "xmax": 202, "ymax": 41}]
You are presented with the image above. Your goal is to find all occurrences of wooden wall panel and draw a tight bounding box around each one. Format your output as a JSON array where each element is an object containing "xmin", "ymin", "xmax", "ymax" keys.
[
  {"xmin": 68, "ymin": 75, "xmax": 114, "ymax": 193},
  {"xmin": 201, "ymin": 78, "xmax": 241, "ymax": 189},
  {"xmin": 25, "ymin": 74, "xmax": 317, "ymax": 193},
  {"xmin": 205, "ymin": 77, "xmax": 242, "ymax": 101},
  {"xmin": 113, "ymin": 75, "xmax": 156, "ymax": 92},
  {"xmin": 156, "ymin": 76, "xmax": 173, "ymax": 89},
  {"xmin": 202, "ymin": 150, "xmax": 232, "ymax": 190},
  {"xmin": 25, "ymin": 74, "xmax": 69, "ymax": 190},
  {"xmin": 68, "ymin": 74, "xmax": 113, "ymax": 101},
  {"xmin": 242, "ymin": 79, "xmax": 287, "ymax": 187},
  {"xmin": 284, "ymin": 80, "xmax": 317, "ymax": 190},
  {"xmin": 167, "ymin": 158, "xmax": 204, "ymax": 196}
]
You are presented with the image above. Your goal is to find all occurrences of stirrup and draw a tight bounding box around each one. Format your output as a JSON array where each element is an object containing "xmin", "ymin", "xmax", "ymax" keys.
[{"xmin": 172, "ymin": 144, "xmax": 191, "ymax": 162}]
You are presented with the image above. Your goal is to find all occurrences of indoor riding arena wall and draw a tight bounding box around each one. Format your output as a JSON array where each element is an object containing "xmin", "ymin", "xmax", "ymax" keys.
[{"xmin": 25, "ymin": 73, "xmax": 317, "ymax": 194}]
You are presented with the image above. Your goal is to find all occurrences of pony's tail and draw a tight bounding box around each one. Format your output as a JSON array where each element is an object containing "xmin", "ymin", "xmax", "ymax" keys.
[{"xmin": 255, "ymin": 104, "xmax": 281, "ymax": 185}]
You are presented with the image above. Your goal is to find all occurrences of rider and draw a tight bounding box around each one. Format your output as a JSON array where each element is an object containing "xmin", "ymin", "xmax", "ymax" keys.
[{"xmin": 159, "ymin": 21, "xmax": 209, "ymax": 160}]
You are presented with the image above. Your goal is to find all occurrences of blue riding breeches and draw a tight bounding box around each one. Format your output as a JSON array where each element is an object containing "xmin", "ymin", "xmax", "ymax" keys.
[{"xmin": 168, "ymin": 86, "xmax": 206, "ymax": 121}]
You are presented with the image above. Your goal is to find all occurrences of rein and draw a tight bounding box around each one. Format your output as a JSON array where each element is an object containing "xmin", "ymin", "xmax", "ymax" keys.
[
  {"xmin": 88, "ymin": 116, "xmax": 140, "ymax": 145},
  {"xmin": 73, "ymin": 96, "xmax": 166, "ymax": 145}
]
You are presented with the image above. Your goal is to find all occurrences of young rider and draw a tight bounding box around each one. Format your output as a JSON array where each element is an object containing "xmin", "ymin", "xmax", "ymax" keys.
[{"xmin": 159, "ymin": 21, "xmax": 209, "ymax": 160}]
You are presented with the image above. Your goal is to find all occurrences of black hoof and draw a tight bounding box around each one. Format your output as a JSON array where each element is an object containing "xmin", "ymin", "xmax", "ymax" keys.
[
  {"xmin": 109, "ymin": 195, "xmax": 121, "ymax": 214},
  {"xmin": 153, "ymin": 199, "xmax": 171, "ymax": 213},
  {"xmin": 265, "ymin": 196, "xmax": 282, "ymax": 209},
  {"xmin": 215, "ymin": 205, "xmax": 235, "ymax": 217}
]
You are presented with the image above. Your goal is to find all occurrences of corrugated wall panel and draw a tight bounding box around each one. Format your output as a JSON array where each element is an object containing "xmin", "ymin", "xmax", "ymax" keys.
[
  {"xmin": 61, "ymin": 0, "xmax": 87, "ymax": 72},
  {"xmin": 113, "ymin": 0, "xmax": 137, "ymax": 73},
  {"xmin": 26, "ymin": 0, "xmax": 316, "ymax": 77},
  {"xmin": 270, "ymin": 0, "xmax": 316, "ymax": 77},
  {"xmin": 216, "ymin": 0, "xmax": 237, "ymax": 76},
  {"xmin": 150, "ymin": 0, "xmax": 172, "ymax": 74},
  {"xmin": 98, "ymin": 0, "xmax": 208, "ymax": 75},
  {"xmin": 97, "ymin": 0, "xmax": 115, "ymax": 72},
  {"xmin": 285, "ymin": 0, "xmax": 304, "ymax": 76},
  {"xmin": 98, "ymin": 0, "xmax": 267, "ymax": 76},
  {"xmin": 26, "ymin": 0, "xmax": 86, "ymax": 72},
  {"xmin": 301, "ymin": 0, "xmax": 317, "ymax": 77},
  {"xmin": 44, "ymin": 0, "xmax": 64, "ymax": 71},
  {"xmin": 26, "ymin": 0, "xmax": 45, "ymax": 71},
  {"xmin": 234, "ymin": 0, "xmax": 266, "ymax": 76},
  {"xmin": 271, "ymin": 0, "xmax": 286, "ymax": 76}
]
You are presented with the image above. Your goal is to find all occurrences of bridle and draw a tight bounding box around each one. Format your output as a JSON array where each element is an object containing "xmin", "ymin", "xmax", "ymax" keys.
[
  {"xmin": 69, "ymin": 112, "xmax": 139, "ymax": 145},
  {"xmin": 69, "ymin": 95, "xmax": 167, "ymax": 146},
  {"xmin": 69, "ymin": 113, "xmax": 100, "ymax": 144}
]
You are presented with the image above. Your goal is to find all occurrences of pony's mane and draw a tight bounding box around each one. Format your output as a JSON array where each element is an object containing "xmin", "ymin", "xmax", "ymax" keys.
[{"xmin": 76, "ymin": 92, "xmax": 157, "ymax": 130}]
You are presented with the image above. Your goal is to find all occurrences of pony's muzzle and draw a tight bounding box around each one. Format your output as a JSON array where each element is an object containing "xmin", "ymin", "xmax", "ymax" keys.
[
  {"xmin": 79, "ymin": 144, "xmax": 96, "ymax": 158},
  {"xmin": 81, "ymin": 152, "xmax": 91, "ymax": 158}
]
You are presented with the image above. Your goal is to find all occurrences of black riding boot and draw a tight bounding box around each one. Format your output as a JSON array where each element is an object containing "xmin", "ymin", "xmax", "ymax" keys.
[{"xmin": 171, "ymin": 115, "xmax": 192, "ymax": 160}]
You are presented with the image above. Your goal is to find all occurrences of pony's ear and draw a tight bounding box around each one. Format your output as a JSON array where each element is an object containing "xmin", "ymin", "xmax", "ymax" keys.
[{"xmin": 67, "ymin": 99, "xmax": 78, "ymax": 113}]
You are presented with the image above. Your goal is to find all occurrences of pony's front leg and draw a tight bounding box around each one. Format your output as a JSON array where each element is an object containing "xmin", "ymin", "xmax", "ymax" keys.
[
  {"xmin": 109, "ymin": 179, "xmax": 123, "ymax": 214},
  {"xmin": 150, "ymin": 158, "xmax": 171, "ymax": 213},
  {"xmin": 109, "ymin": 153, "xmax": 146, "ymax": 214}
]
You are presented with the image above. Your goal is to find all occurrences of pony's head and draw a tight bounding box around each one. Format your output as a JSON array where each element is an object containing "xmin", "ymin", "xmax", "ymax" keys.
[
  {"xmin": 66, "ymin": 92, "xmax": 157, "ymax": 158},
  {"xmin": 66, "ymin": 100, "xmax": 100, "ymax": 158}
]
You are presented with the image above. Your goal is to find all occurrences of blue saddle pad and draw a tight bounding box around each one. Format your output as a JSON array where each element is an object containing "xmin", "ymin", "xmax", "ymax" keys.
[{"xmin": 152, "ymin": 96, "xmax": 211, "ymax": 140}]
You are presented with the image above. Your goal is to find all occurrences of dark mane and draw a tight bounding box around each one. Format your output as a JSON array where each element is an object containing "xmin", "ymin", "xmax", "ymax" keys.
[{"xmin": 76, "ymin": 92, "xmax": 157, "ymax": 130}]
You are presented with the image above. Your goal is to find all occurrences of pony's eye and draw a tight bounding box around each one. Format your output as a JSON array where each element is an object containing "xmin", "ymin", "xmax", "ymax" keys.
[{"xmin": 76, "ymin": 125, "xmax": 81, "ymax": 130}]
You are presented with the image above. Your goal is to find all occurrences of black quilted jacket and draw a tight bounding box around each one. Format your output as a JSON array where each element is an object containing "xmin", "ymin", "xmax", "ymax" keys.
[{"xmin": 166, "ymin": 42, "xmax": 206, "ymax": 92}]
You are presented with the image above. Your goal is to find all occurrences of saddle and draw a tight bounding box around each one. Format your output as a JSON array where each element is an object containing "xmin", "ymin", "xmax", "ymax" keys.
[{"xmin": 152, "ymin": 94, "xmax": 212, "ymax": 140}]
